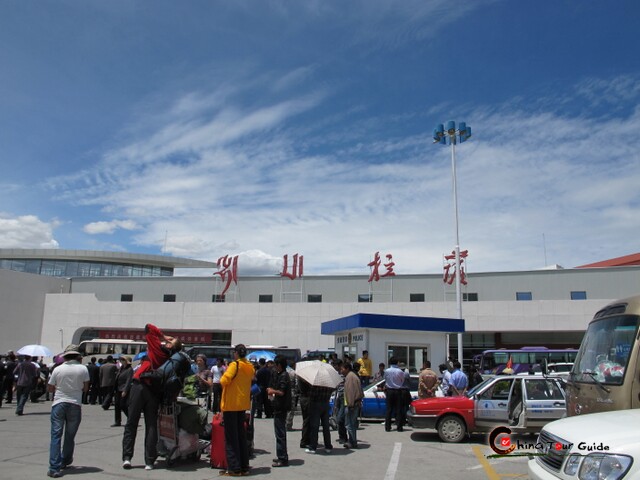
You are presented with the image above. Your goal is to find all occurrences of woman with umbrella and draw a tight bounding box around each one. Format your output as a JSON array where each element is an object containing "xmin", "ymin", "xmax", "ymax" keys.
[
  {"xmin": 14, "ymin": 354, "xmax": 40, "ymax": 415},
  {"xmin": 295, "ymin": 360, "xmax": 342, "ymax": 454}
]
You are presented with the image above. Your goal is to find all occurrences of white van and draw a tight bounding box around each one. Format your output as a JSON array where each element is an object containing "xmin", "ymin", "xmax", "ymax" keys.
[{"xmin": 528, "ymin": 409, "xmax": 640, "ymax": 480}]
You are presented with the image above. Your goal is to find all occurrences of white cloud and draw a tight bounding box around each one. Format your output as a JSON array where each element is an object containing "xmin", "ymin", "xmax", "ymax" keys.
[
  {"xmin": 575, "ymin": 75, "xmax": 640, "ymax": 108},
  {"xmin": 0, "ymin": 214, "xmax": 60, "ymax": 249},
  {"xmin": 83, "ymin": 219, "xmax": 138, "ymax": 235},
  {"xmin": 44, "ymin": 71, "xmax": 640, "ymax": 274}
]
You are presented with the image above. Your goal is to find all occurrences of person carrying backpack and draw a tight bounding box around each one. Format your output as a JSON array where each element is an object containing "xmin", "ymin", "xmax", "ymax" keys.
[
  {"xmin": 219, "ymin": 344, "xmax": 255, "ymax": 477},
  {"xmin": 121, "ymin": 324, "xmax": 182, "ymax": 471}
]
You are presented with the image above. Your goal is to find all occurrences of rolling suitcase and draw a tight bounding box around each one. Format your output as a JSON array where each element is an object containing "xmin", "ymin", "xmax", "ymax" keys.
[{"xmin": 210, "ymin": 412, "xmax": 227, "ymax": 469}]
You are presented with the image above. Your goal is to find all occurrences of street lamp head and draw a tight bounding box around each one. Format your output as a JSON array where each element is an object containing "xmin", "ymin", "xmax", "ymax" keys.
[
  {"xmin": 459, "ymin": 124, "xmax": 471, "ymax": 143},
  {"xmin": 433, "ymin": 121, "xmax": 471, "ymax": 145},
  {"xmin": 458, "ymin": 122, "xmax": 467, "ymax": 143},
  {"xmin": 433, "ymin": 124, "xmax": 446, "ymax": 144},
  {"xmin": 446, "ymin": 120, "xmax": 456, "ymax": 135}
]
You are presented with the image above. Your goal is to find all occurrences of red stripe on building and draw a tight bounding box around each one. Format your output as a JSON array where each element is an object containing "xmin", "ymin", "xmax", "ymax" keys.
[{"xmin": 98, "ymin": 329, "xmax": 212, "ymax": 344}]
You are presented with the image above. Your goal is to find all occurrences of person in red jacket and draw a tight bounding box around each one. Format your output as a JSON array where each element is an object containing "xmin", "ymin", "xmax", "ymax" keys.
[{"xmin": 121, "ymin": 324, "xmax": 181, "ymax": 471}]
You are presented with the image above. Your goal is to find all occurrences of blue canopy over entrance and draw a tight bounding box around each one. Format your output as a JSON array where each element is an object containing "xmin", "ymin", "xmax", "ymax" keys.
[{"xmin": 321, "ymin": 313, "xmax": 465, "ymax": 335}]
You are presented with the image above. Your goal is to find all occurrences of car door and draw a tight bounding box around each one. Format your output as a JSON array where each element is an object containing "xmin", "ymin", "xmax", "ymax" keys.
[
  {"xmin": 474, "ymin": 377, "xmax": 514, "ymax": 428},
  {"xmin": 361, "ymin": 380, "xmax": 387, "ymax": 418},
  {"xmin": 521, "ymin": 378, "xmax": 567, "ymax": 430},
  {"xmin": 409, "ymin": 375, "xmax": 420, "ymax": 402}
]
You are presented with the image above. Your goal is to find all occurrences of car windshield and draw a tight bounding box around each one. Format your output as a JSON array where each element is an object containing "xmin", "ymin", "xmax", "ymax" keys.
[
  {"xmin": 365, "ymin": 381, "xmax": 384, "ymax": 393},
  {"xmin": 367, "ymin": 375, "xmax": 417, "ymax": 393},
  {"xmin": 572, "ymin": 314, "xmax": 639, "ymax": 385},
  {"xmin": 466, "ymin": 377, "xmax": 492, "ymax": 397}
]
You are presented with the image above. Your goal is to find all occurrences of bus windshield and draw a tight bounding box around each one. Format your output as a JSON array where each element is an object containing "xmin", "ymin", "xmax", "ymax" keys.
[{"xmin": 572, "ymin": 315, "xmax": 640, "ymax": 385}]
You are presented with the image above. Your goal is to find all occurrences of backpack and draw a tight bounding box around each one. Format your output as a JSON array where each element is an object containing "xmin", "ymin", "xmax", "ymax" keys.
[
  {"xmin": 141, "ymin": 351, "xmax": 192, "ymax": 403},
  {"xmin": 182, "ymin": 375, "xmax": 198, "ymax": 400}
]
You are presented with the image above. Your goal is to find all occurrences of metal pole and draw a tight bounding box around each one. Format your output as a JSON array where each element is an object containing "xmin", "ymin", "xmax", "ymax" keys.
[{"xmin": 450, "ymin": 139, "xmax": 464, "ymax": 365}]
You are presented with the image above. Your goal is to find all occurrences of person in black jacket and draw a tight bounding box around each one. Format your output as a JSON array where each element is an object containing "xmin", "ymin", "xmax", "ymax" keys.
[
  {"xmin": 2, "ymin": 353, "xmax": 17, "ymax": 404},
  {"xmin": 112, "ymin": 357, "xmax": 133, "ymax": 427},
  {"xmin": 100, "ymin": 356, "xmax": 118, "ymax": 410},
  {"xmin": 267, "ymin": 356, "xmax": 291, "ymax": 467},
  {"xmin": 0, "ymin": 356, "xmax": 5, "ymax": 407},
  {"xmin": 468, "ymin": 366, "xmax": 484, "ymax": 389},
  {"xmin": 297, "ymin": 377, "xmax": 311, "ymax": 449},
  {"xmin": 255, "ymin": 359, "xmax": 273, "ymax": 418},
  {"xmin": 85, "ymin": 358, "xmax": 100, "ymax": 405}
]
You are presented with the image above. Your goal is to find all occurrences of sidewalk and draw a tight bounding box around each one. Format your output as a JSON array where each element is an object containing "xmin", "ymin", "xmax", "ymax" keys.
[{"xmin": 0, "ymin": 399, "xmax": 382, "ymax": 480}]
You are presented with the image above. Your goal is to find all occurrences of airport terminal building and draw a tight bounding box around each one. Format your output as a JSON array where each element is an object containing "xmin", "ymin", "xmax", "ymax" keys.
[{"xmin": 1, "ymin": 248, "xmax": 639, "ymax": 368}]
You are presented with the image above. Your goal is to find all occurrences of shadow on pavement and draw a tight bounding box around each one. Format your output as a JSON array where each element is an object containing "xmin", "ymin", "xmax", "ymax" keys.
[{"xmin": 59, "ymin": 466, "xmax": 103, "ymax": 475}]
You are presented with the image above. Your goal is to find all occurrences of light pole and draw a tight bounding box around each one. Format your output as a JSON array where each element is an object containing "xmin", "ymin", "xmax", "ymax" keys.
[{"xmin": 433, "ymin": 120, "xmax": 471, "ymax": 366}]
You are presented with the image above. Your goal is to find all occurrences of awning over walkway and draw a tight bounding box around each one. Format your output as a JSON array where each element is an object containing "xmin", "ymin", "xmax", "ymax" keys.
[{"xmin": 321, "ymin": 313, "xmax": 464, "ymax": 335}]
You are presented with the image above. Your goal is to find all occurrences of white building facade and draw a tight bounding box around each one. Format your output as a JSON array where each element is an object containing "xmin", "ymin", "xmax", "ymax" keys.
[{"xmin": 1, "ymin": 249, "xmax": 639, "ymax": 367}]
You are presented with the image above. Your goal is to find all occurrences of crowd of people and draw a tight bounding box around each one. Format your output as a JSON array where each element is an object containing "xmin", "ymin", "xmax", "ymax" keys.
[
  {"xmin": 0, "ymin": 337, "xmax": 474, "ymax": 478},
  {"xmin": 0, "ymin": 351, "xmax": 51, "ymax": 414}
]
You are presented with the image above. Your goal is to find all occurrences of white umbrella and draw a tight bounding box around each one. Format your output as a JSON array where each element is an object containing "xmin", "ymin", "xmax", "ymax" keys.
[
  {"xmin": 295, "ymin": 360, "xmax": 342, "ymax": 389},
  {"xmin": 17, "ymin": 344, "xmax": 53, "ymax": 358}
]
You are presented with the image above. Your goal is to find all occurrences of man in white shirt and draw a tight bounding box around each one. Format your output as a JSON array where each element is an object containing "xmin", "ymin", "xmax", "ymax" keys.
[
  {"xmin": 439, "ymin": 363, "xmax": 452, "ymax": 396},
  {"xmin": 449, "ymin": 361, "xmax": 468, "ymax": 396},
  {"xmin": 210, "ymin": 357, "xmax": 226, "ymax": 413},
  {"xmin": 47, "ymin": 345, "xmax": 90, "ymax": 478}
]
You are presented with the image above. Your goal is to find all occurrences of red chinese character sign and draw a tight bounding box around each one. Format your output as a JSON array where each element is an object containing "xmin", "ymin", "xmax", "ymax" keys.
[
  {"xmin": 443, "ymin": 249, "xmax": 468, "ymax": 285},
  {"xmin": 280, "ymin": 254, "xmax": 303, "ymax": 280},
  {"xmin": 368, "ymin": 251, "xmax": 396, "ymax": 283},
  {"xmin": 214, "ymin": 254, "xmax": 238, "ymax": 297}
]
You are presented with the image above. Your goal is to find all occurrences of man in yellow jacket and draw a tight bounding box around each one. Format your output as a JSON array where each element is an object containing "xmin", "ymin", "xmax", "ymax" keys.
[
  {"xmin": 219, "ymin": 344, "xmax": 255, "ymax": 477},
  {"xmin": 357, "ymin": 350, "xmax": 373, "ymax": 387}
]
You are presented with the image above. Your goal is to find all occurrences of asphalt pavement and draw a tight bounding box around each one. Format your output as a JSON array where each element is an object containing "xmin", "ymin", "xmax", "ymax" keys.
[{"xmin": 0, "ymin": 399, "xmax": 531, "ymax": 480}]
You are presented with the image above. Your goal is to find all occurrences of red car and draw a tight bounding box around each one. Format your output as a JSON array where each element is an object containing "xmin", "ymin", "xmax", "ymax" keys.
[{"xmin": 406, "ymin": 375, "xmax": 566, "ymax": 443}]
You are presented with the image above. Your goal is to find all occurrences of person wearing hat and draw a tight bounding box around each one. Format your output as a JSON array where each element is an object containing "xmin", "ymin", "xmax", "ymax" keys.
[
  {"xmin": 46, "ymin": 345, "xmax": 90, "ymax": 478},
  {"xmin": 112, "ymin": 356, "xmax": 133, "ymax": 427}
]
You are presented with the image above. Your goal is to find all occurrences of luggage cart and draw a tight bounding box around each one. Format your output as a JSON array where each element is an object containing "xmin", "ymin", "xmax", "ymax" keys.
[
  {"xmin": 194, "ymin": 388, "xmax": 211, "ymax": 411},
  {"xmin": 158, "ymin": 401, "xmax": 210, "ymax": 467}
]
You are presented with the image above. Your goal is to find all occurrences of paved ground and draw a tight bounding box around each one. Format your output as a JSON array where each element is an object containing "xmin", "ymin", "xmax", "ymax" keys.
[{"xmin": 0, "ymin": 400, "xmax": 532, "ymax": 480}]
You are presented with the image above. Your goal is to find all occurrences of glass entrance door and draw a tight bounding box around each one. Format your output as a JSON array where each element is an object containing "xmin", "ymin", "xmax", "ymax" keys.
[
  {"xmin": 343, "ymin": 344, "xmax": 357, "ymax": 360},
  {"xmin": 387, "ymin": 345, "xmax": 429, "ymax": 372}
]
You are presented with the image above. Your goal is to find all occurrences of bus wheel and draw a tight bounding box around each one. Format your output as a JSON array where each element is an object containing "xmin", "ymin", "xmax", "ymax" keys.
[{"xmin": 437, "ymin": 415, "xmax": 466, "ymax": 443}]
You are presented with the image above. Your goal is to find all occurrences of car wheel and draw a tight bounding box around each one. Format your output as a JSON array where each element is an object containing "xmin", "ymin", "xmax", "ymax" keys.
[{"xmin": 437, "ymin": 415, "xmax": 466, "ymax": 443}]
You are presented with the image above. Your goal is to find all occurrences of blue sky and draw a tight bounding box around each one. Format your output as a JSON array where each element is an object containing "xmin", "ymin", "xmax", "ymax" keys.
[{"xmin": 1, "ymin": 1, "xmax": 639, "ymax": 276}]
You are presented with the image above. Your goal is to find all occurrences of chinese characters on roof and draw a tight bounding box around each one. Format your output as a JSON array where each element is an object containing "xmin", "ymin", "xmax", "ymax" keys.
[
  {"xmin": 367, "ymin": 251, "xmax": 395, "ymax": 283},
  {"xmin": 280, "ymin": 254, "xmax": 303, "ymax": 280},
  {"xmin": 443, "ymin": 249, "xmax": 468, "ymax": 285},
  {"xmin": 214, "ymin": 254, "xmax": 238, "ymax": 297},
  {"xmin": 212, "ymin": 250, "xmax": 469, "ymax": 292}
]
